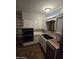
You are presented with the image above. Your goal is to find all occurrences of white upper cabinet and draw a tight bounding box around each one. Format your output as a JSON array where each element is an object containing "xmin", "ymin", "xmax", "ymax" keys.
[{"xmin": 56, "ymin": 16, "xmax": 63, "ymax": 34}]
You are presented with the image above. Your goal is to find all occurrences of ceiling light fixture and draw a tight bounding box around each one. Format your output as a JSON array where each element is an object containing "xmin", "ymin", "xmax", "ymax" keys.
[{"xmin": 44, "ymin": 8, "xmax": 51, "ymax": 12}]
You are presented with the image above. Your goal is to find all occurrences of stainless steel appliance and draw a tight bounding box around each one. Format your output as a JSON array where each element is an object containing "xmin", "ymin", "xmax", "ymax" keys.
[{"xmin": 46, "ymin": 42, "xmax": 57, "ymax": 59}]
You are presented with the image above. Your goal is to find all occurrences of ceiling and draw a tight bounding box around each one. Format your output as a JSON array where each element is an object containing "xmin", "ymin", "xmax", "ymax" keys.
[{"xmin": 16, "ymin": 0, "xmax": 63, "ymax": 14}]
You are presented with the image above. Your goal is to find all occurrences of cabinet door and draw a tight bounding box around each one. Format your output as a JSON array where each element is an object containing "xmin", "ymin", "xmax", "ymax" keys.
[
  {"xmin": 56, "ymin": 17, "xmax": 63, "ymax": 34},
  {"xmin": 42, "ymin": 38, "xmax": 46, "ymax": 52},
  {"xmin": 39, "ymin": 36, "xmax": 46, "ymax": 52},
  {"xmin": 34, "ymin": 35, "xmax": 39, "ymax": 43},
  {"xmin": 39, "ymin": 36, "xmax": 43, "ymax": 47}
]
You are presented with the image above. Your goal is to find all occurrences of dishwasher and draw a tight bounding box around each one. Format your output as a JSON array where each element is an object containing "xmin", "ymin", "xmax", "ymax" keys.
[{"xmin": 46, "ymin": 42, "xmax": 57, "ymax": 59}]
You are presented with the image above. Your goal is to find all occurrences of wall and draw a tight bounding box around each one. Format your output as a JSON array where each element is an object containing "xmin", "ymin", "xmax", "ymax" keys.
[
  {"xmin": 21, "ymin": 11, "xmax": 47, "ymax": 46},
  {"xmin": 22, "ymin": 11, "xmax": 47, "ymax": 30}
]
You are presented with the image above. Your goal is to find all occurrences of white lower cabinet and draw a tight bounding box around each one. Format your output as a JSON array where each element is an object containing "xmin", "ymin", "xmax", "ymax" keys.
[
  {"xmin": 39, "ymin": 35, "xmax": 47, "ymax": 53},
  {"xmin": 34, "ymin": 35, "xmax": 40, "ymax": 43}
]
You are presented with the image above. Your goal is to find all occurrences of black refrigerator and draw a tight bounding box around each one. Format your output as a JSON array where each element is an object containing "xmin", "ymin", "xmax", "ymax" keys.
[{"xmin": 22, "ymin": 28, "xmax": 34, "ymax": 43}]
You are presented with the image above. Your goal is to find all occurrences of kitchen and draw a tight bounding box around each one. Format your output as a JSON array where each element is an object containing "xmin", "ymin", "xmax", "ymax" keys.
[{"xmin": 16, "ymin": 0, "xmax": 63, "ymax": 59}]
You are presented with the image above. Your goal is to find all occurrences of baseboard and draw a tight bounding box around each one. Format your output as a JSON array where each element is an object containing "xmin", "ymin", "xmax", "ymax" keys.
[{"xmin": 23, "ymin": 41, "xmax": 39, "ymax": 47}]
